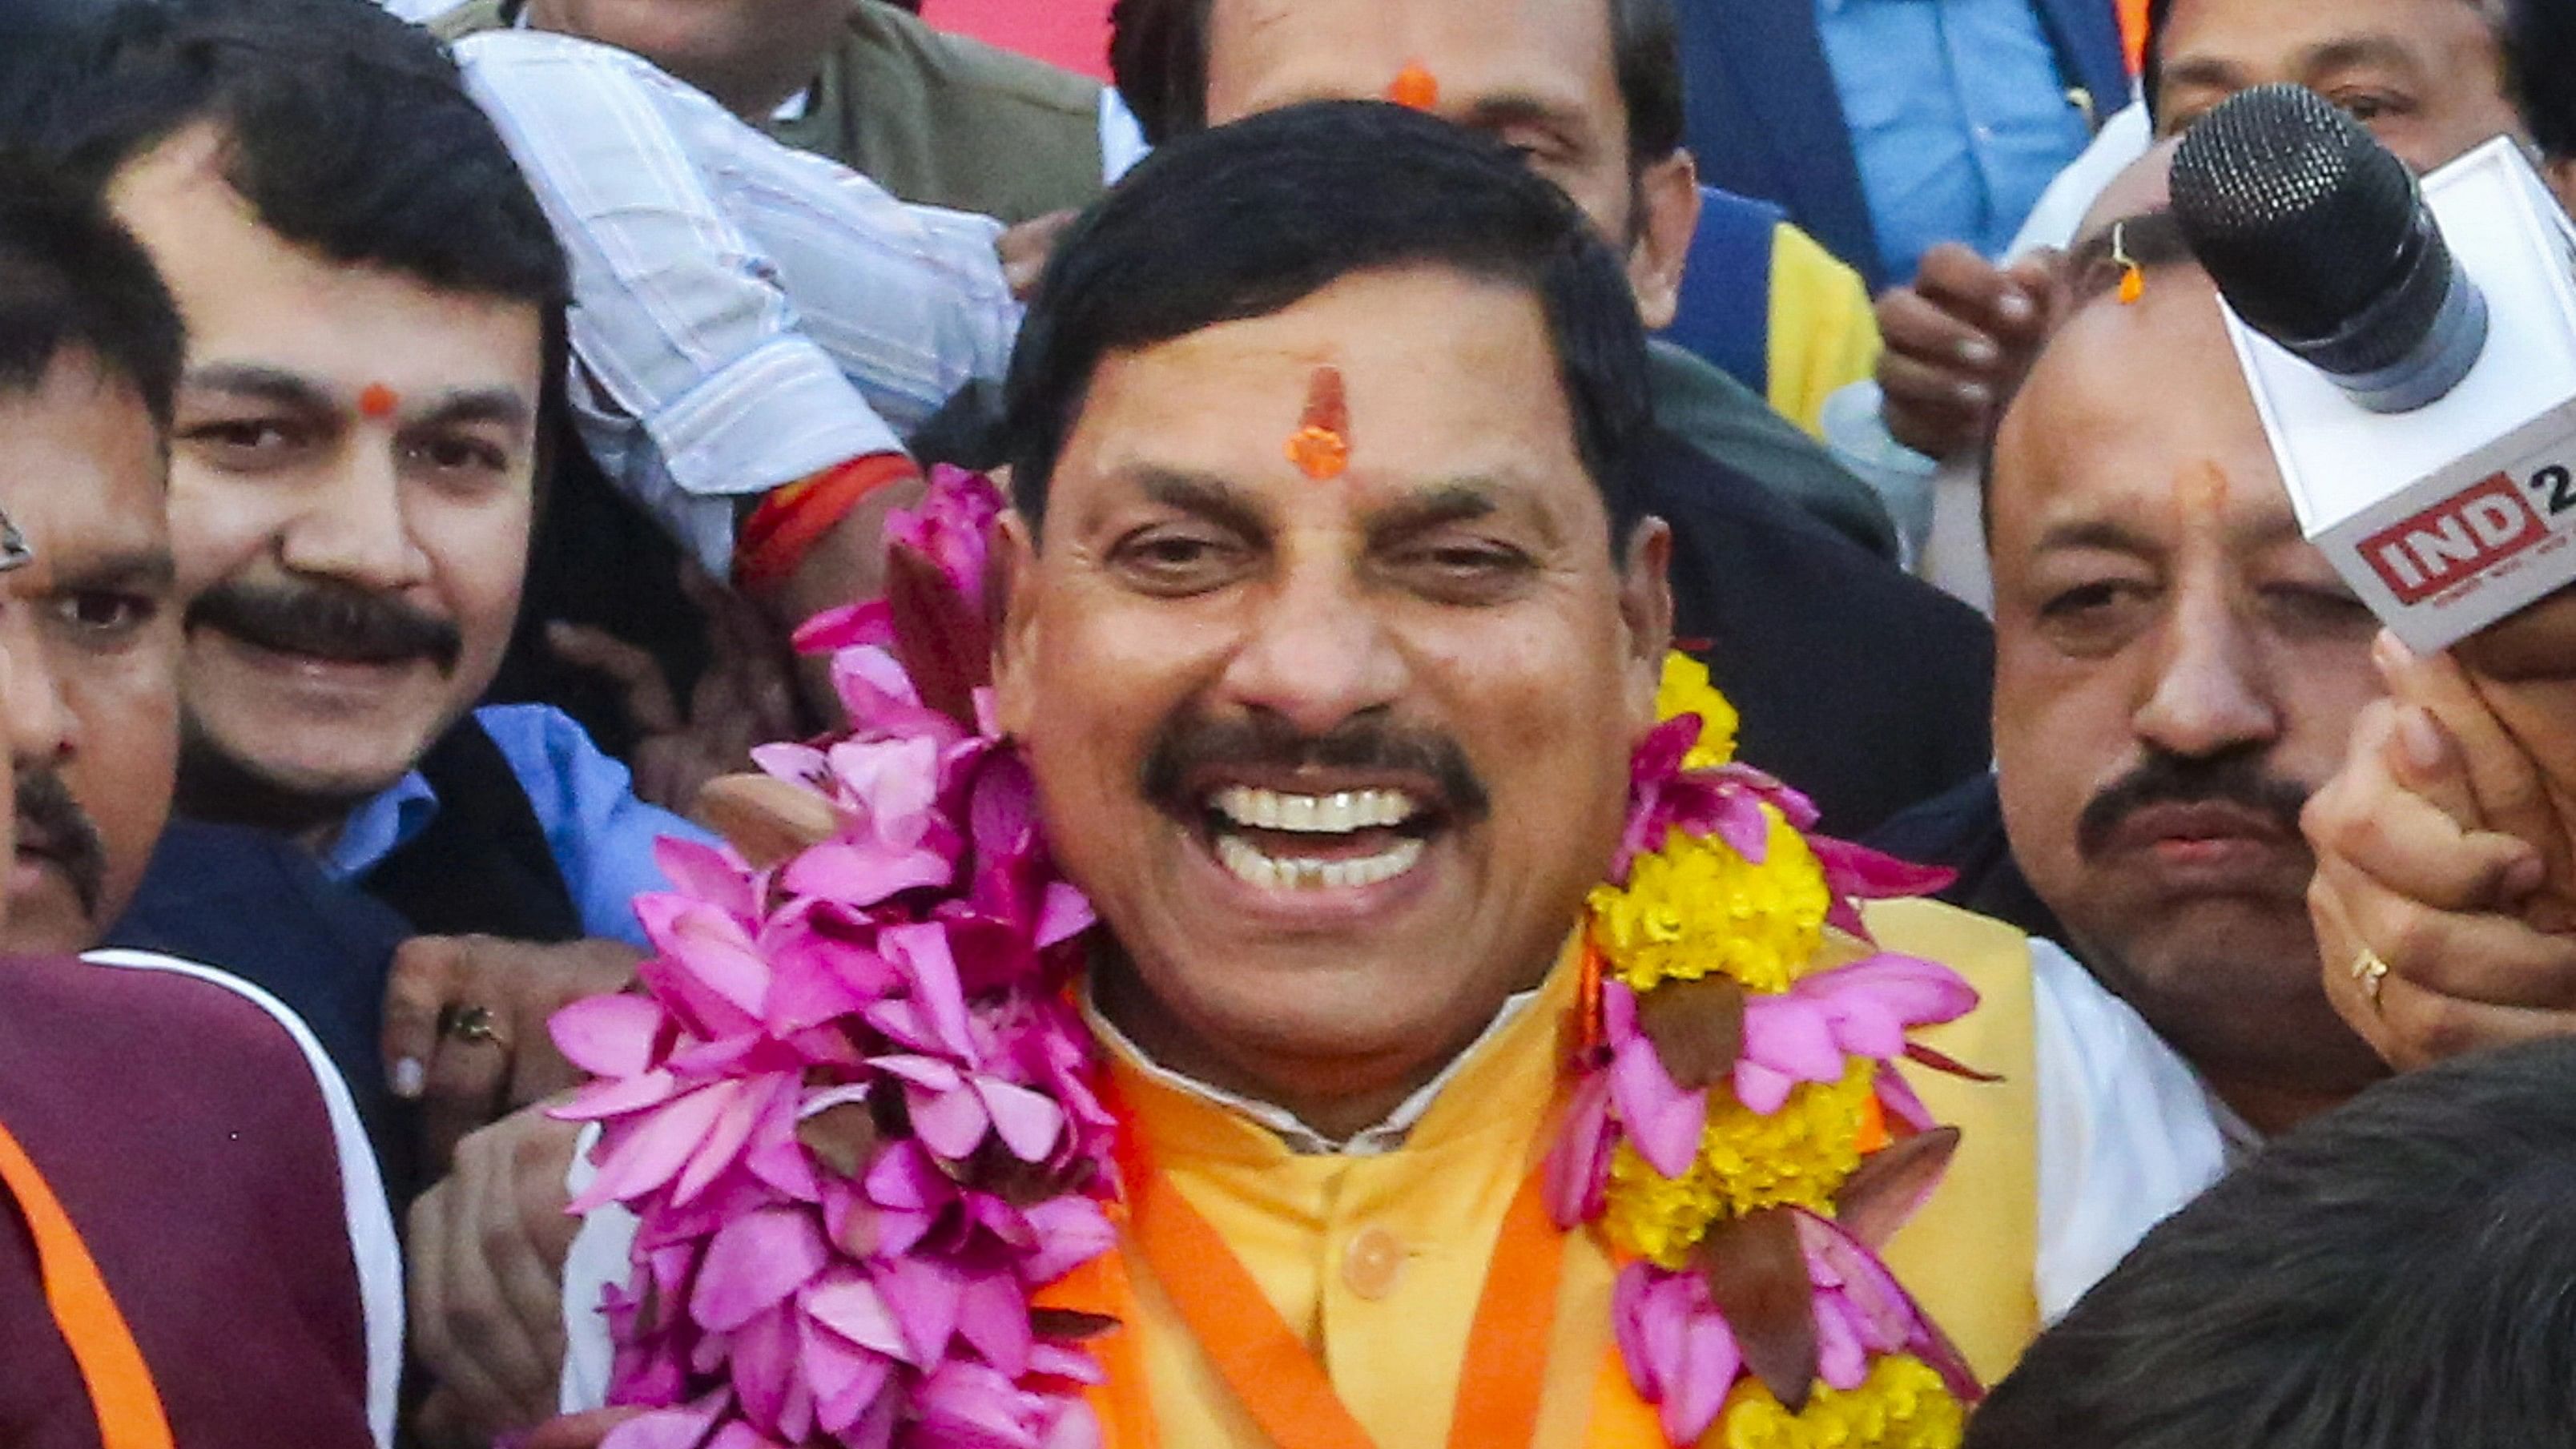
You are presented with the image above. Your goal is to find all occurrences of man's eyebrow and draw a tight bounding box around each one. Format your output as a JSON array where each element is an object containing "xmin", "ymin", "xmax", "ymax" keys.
[
  {"xmin": 2032, "ymin": 517, "xmax": 2163, "ymax": 557},
  {"xmin": 1459, "ymin": 92, "xmax": 1590, "ymax": 139},
  {"xmin": 1134, "ymin": 467, "xmax": 1268, "ymax": 537},
  {"xmin": 405, "ymin": 388, "xmax": 535, "ymax": 433},
  {"xmin": 2157, "ymin": 54, "xmax": 2245, "ymax": 98},
  {"xmin": 2299, "ymin": 35, "xmax": 2429, "ymax": 79},
  {"xmin": 181, "ymin": 363, "xmax": 333, "ymax": 413},
  {"xmin": 53, "ymin": 546, "xmax": 177, "ymax": 594}
]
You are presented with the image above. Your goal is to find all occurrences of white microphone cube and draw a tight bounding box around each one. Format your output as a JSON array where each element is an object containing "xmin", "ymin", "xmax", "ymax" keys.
[{"xmin": 2222, "ymin": 137, "xmax": 2576, "ymax": 654}]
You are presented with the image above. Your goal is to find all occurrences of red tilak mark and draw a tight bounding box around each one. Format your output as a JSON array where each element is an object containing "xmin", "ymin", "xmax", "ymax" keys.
[
  {"xmin": 1387, "ymin": 62, "xmax": 1439, "ymax": 111},
  {"xmin": 1285, "ymin": 366, "xmax": 1350, "ymax": 481},
  {"xmin": 357, "ymin": 383, "xmax": 400, "ymax": 420}
]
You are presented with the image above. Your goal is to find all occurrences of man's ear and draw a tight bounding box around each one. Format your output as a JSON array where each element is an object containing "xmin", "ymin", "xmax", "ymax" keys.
[
  {"xmin": 1628, "ymin": 151, "xmax": 1701, "ymax": 332},
  {"xmin": 990, "ymin": 509, "xmax": 1042, "ymax": 739},
  {"xmin": 1619, "ymin": 515, "xmax": 1675, "ymax": 728}
]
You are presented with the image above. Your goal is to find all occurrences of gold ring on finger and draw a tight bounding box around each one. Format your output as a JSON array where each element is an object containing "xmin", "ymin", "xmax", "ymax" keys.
[
  {"xmin": 2349, "ymin": 948, "xmax": 2392, "ymax": 1014},
  {"xmin": 436, "ymin": 1003, "xmax": 504, "ymax": 1047}
]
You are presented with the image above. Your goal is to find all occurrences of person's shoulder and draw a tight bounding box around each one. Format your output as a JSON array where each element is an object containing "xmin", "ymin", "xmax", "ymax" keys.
[
  {"xmin": 425, "ymin": 0, "xmax": 507, "ymax": 42},
  {"xmin": 0, "ymin": 952, "xmax": 316, "ymax": 1084},
  {"xmin": 839, "ymin": 0, "xmax": 1100, "ymax": 119}
]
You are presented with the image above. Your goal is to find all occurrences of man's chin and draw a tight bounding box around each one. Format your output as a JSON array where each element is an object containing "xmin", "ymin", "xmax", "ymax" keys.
[{"xmin": 2, "ymin": 861, "xmax": 96, "ymax": 955}]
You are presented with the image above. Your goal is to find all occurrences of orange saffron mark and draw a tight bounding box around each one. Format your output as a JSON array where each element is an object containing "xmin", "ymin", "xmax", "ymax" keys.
[
  {"xmin": 357, "ymin": 383, "xmax": 400, "ymax": 419},
  {"xmin": 1285, "ymin": 365, "xmax": 1350, "ymax": 481},
  {"xmin": 2116, "ymin": 262, "xmax": 2144, "ymax": 306},
  {"xmin": 1387, "ymin": 62, "xmax": 1439, "ymax": 111}
]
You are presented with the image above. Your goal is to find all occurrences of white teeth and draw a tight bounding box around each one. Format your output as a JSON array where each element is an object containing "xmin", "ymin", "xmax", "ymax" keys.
[
  {"xmin": 1213, "ymin": 835, "xmax": 1426, "ymax": 892},
  {"xmin": 1211, "ymin": 786, "xmax": 1420, "ymax": 834}
]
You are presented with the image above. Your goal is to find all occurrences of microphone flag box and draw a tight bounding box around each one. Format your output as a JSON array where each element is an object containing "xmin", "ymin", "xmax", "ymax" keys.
[{"xmin": 2220, "ymin": 138, "xmax": 2576, "ymax": 654}]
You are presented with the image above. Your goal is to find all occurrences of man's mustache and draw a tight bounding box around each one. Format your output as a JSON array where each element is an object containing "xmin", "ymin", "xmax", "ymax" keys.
[
  {"xmin": 1141, "ymin": 710, "xmax": 1492, "ymax": 824},
  {"xmin": 17, "ymin": 767, "xmax": 105, "ymax": 918},
  {"xmin": 185, "ymin": 578, "xmax": 461, "ymax": 671},
  {"xmin": 2074, "ymin": 747, "xmax": 2312, "ymax": 859}
]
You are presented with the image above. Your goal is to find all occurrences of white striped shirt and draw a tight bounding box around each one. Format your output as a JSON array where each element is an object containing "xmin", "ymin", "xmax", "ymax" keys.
[{"xmin": 453, "ymin": 31, "xmax": 1022, "ymax": 572}]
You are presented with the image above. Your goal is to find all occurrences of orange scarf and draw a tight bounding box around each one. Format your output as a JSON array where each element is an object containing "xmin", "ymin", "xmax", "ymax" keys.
[{"xmin": 0, "ymin": 1118, "xmax": 175, "ymax": 1449}]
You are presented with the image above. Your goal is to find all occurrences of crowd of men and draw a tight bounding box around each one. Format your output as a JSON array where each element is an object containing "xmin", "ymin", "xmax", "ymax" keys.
[{"xmin": 7, "ymin": 0, "xmax": 2576, "ymax": 1443}]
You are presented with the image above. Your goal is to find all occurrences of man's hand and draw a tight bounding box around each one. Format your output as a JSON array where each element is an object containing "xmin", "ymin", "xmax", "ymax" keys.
[
  {"xmin": 547, "ymin": 566, "xmax": 803, "ymax": 812},
  {"xmin": 407, "ymin": 1105, "xmax": 586, "ymax": 1447},
  {"xmin": 2306, "ymin": 634, "xmax": 2576, "ymax": 1069},
  {"xmin": 1874, "ymin": 244, "xmax": 2060, "ymax": 460},
  {"xmin": 384, "ymin": 935, "xmax": 643, "ymax": 1170}
]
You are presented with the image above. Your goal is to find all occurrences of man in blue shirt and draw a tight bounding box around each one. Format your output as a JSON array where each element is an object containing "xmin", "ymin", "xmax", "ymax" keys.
[
  {"xmin": 28, "ymin": 0, "xmax": 714, "ymax": 1175},
  {"xmin": 1680, "ymin": 0, "xmax": 2126, "ymax": 292}
]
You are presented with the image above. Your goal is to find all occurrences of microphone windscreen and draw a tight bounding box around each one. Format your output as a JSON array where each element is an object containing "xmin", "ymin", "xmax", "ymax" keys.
[{"xmin": 2170, "ymin": 84, "xmax": 2437, "ymax": 367}]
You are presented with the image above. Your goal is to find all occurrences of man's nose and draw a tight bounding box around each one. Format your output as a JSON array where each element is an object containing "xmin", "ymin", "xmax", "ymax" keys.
[
  {"xmin": 276, "ymin": 451, "xmax": 432, "ymax": 590},
  {"xmin": 1215, "ymin": 559, "xmax": 1410, "ymax": 739},
  {"xmin": 0, "ymin": 602, "xmax": 70, "ymax": 774},
  {"xmin": 2133, "ymin": 586, "xmax": 2280, "ymax": 759}
]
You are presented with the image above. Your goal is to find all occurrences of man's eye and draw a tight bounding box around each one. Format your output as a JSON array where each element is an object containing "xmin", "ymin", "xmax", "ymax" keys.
[
  {"xmin": 407, "ymin": 435, "xmax": 509, "ymax": 476},
  {"xmin": 2332, "ymin": 91, "xmax": 2407, "ymax": 123},
  {"xmin": 2262, "ymin": 583, "xmax": 2376, "ymax": 637},
  {"xmin": 1109, "ymin": 529, "xmax": 1245, "ymax": 595},
  {"xmin": 2036, "ymin": 581, "xmax": 2151, "ymax": 654},
  {"xmin": 52, "ymin": 593, "xmax": 153, "ymax": 638},
  {"xmin": 181, "ymin": 418, "xmax": 304, "ymax": 459},
  {"xmin": 1390, "ymin": 542, "xmax": 1538, "ymax": 604}
]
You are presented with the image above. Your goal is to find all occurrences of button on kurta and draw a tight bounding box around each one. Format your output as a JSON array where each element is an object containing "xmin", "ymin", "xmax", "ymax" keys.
[{"xmin": 1342, "ymin": 1226, "xmax": 1405, "ymax": 1300}]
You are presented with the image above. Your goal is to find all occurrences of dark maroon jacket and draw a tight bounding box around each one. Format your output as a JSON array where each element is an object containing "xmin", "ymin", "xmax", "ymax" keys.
[{"xmin": 0, "ymin": 954, "xmax": 374, "ymax": 1448}]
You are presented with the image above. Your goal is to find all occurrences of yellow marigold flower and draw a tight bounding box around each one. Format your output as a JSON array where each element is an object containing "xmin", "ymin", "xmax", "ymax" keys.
[
  {"xmin": 1603, "ymin": 1064, "xmax": 1874, "ymax": 1268},
  {"xmin": 1658, "ymin": 652, "xmax": 1740, "ymax": 771},
  {"xmin": 1713, "ymin": 1355, "xmax": 1965, "ymax": 1449},
  {"xmin": 1589, "ymin": 814, "xmax": 1830, "ymax": 996}
]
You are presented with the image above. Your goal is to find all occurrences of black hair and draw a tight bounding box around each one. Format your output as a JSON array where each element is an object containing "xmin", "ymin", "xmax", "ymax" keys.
[
  {"xmin": 1967, "ymin": 1037, "xmax": 2576, "ymax": 1449},
  {"xmin": 21, "ymin": 0, "xmax": 565, "ymax": 320},
  {"xmin": 0, "ymin": 152, "xmax": 185, "ymax": 429},
  {"xmin": 1107, "ymin": 0, "xmax": 1684, "ymax": 164},
  {"xmin": 1000, "ymin": 100, "xmax": 1654, "ymax": 553},
  {"xmin": 2507, "ymin": 0, "xmax": 2576, "ymax": 159}
]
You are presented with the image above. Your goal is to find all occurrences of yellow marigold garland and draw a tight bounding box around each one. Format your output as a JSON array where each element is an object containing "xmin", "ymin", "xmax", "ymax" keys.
[
  {"xmin": 1657, "ymin": 652, "xmax": 1740, "ymax": 771},
  {"xmin": 1588, "ymin": 652, "xmax": 1967, "ymax": 1448},
  {"xmin": 1589, "ymin": 812, "xmax": 1831, "ymax": 996},
  {"xmin": 1602, "ymin": 1062, "xmax": 1875, "ymax": 1269},
  {"xmin": 1716, "ymin": 1356, "xmax": 1966, "ymax": 1449}
]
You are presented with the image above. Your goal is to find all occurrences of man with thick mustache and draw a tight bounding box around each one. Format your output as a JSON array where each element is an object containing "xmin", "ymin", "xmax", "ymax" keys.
[
  {"xmin": 0, "ymin": 154, "xmax": 402, "ymax": 1449},
  {"xmin": 1875, "ymin": 177, "xmax": 2393, "ymax": 1304}
]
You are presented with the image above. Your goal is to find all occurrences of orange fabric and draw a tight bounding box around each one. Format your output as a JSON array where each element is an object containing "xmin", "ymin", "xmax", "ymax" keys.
[
  {"xmin": 2119, "ymin": 0, "xmax": 2150, "ymax": 74},
  {"xmin": 731, "ymin": 452, "xmax": 920, "ymax": 594},
  {"xmin": 1091, "ymin": 1077, "xmax": 1568, "ymax": 1449},
  {"xmin": 0, "ymin": 1119, "xmax": 175, "ymax": 1449}
]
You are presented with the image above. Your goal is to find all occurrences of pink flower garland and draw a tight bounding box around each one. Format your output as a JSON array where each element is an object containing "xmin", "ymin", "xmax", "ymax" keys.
[{"xmin": 556, "ymin": 466, "xmax": 1986, "ymax": 1449}]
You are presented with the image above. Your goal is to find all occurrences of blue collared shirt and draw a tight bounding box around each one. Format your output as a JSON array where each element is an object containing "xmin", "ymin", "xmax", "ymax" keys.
[
  {"xmin": 322, "ymin": 703, "xmax": 716, "ymax": 946},
  {"xmin": 1814, "ymin": 0, "xmax": 2094, "ymax": 283}
]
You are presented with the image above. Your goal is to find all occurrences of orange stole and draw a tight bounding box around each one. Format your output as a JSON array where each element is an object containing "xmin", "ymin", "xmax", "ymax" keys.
[{"xmin": 0, "ymin": 1118, "xmax": 175, "ymax": 1449}]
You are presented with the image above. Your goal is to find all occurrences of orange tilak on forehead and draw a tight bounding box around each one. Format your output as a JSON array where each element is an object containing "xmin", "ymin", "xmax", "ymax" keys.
[
  {"xmin": 1285, "ymin": 364, "xmax": 1351, "ymax": 481},
  {"xmin": 357, "ymin": 383, "xmax": 400, "ymax": 419},
  {"xmin": 1387, "ymin": 62, "xmax": 1439, "ymax": 111}
]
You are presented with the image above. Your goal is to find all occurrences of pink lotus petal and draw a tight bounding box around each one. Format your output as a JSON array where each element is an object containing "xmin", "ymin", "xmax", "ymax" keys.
[
  {"xmin": 974, "ymin": 1077, "xmax": 1065, "ymax": 1162},
  {"xmin": 1019, "ymin": 1197, "xmax": 1116, "ymax": 1286},
  {"xmin": 654, "ymin": 836, "xmax": 760, "ymax": 920},
  {"xmin": 916, "ymin": 1362, "xmax": 1044, "ymax": 1449},
  {"xmin": 907, "ymin": 1081, "xmax": 993, "ymax": 1160},
  {"xmin": 579, "ymin": 1083, "xmax": 735, "ymax": 1210},
  {"xmin": 1740, "ymin": 998, "xmax": 1843, "ymax": 1085},
  {"xmin": 552, "ymin": 994, "xmax": 669, "ymax": 1080},
  {"xmin": 1544, "ymin": 1069, "xmax": 1618, "ymax": 1229},
  {"xmin": 1874, "ymin": 1061, "xmax": 1938, "ymax": 1134},
  {"xmin": 671, "ymin": 1079, "xmax": 760, "ymax": 1205},
  {"xmin": 693, "ymin": 1208, "xmax": 831, "ymax": 1334},
  {"xmin": 956, "ymin": 1269, "xmax": 1036, "ymax": 1376},
  {"xmin": 1732, "ymin": 1059, "xmax": 1797, "ymax": 1118},
  {"xmin": 780, "ymin": 840, "xmax": 953, "ymax": 909},
  {"xmin": 1028, "ymin": 1343, "xmax": 1106, "ymax": 1385},
  {"xmin": 803, "ymin": 1273, "xmax": 911, "ymax": 1363},
  {"xmin": 871, "ymin": 1254, "xmax": 962, "ymax": 1366},
  {"xmin": 557, "ymin": 1067, "xmax": 684, "ymax": 1123},
  {"xmin": 1039, "ymin": 1399, "xmax": 1102, "ymax": 1449},
  {"xmin": 1663, "ymin": 1296, "xmax": 1743, "ymax": 1445},
  {"xmin": 1612, "ymin": 1262, "xmax": 1666, "ymax": 1403},
  {"xmin": 1610, "ymin": 1038, "xmax": 1707, "ymax": 1180},
  {"xmin": 601, "ymin": 1395, "xmax": 727, "ymax": 1449}
]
